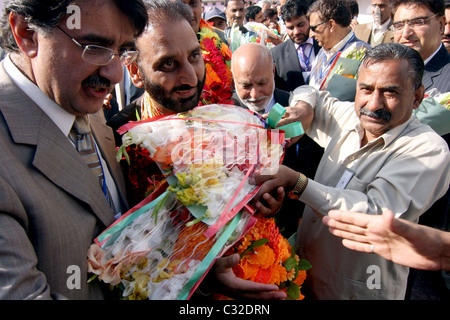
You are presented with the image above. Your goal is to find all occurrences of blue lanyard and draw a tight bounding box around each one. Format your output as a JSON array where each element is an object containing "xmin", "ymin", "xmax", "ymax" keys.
[
  {"xmin": 318, "ymin": 33, "xmax": 355, "ymax": 82},
  {"xmin": 298, "ymin": 44, "xmax": 313, "ymax": 71}
]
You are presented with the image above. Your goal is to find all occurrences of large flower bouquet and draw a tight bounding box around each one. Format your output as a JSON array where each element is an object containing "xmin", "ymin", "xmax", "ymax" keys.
[
  {"xmin": 320, "ymin": 46, "xmax": 369, "ymax": 102},
  {"xmin": 413, "ymin": 91, "xmax": 450, "ymax": 136},
  {"xmin": 87, "ymin": 104, "xmax": 291, "ymax": 300}
]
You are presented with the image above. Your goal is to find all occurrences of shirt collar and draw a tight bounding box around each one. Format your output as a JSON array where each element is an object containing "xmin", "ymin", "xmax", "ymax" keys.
[
  {"xmin": 423, "ymin": 43, "xmax": 443, "ymax": 65},
  {"xmin": 347, "ymin": 113, "xmax": 416, "ymax": 149},
  {"xmin": 4, "ymin": 55, "xmax": 76, "ymax": 137},
  {"xmin": 324, "ymin": 31, "xmax": 354, "ymax": 60},
  {"xmin": 263, "ymin": 95, "xmax": 276, "ymax": 114},
  {"xmin": 373, "ymin": 18, "xmax": 391, "ymax": 33},
  {"xmin": 294, "ymin": 37, "xmax": 314, "ymax": 50}
]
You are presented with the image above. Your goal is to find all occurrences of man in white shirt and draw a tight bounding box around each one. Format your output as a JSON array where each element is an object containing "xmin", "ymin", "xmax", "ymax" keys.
[
  {"xmin": 307, "ymin": 0, "xmax": 371, "ymax": 90},
  {"xmin": 354, "ymin": 0, "xmax": 395, "ymax": 47},
  {"xmin": 253, "ymin": 43, "xmax": 450, "ymax": 299}
]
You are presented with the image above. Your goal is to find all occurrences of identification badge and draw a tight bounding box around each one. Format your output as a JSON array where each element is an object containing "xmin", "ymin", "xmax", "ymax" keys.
[{"xmin": 336, "ymin": 169, "xmax": 354, "ymax": 189}]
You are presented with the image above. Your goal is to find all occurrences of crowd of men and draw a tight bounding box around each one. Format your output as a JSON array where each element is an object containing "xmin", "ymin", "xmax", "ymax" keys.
[{"xmin": 0, "ymin": 0, "xmax": 449, "ymax": 301}]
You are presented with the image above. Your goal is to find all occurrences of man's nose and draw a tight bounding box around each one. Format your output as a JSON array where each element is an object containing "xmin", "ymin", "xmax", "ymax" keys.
[
  {"xmin": 366, "ymin": 91, "xmax": 384, "ymax": 110},
  {"xmin": 179, "ymin": 62, "xmax": 198, "ymax": 87},
  {"xmin": 98, "ymin": 57, "xmax": 124, "ymax": 87}
]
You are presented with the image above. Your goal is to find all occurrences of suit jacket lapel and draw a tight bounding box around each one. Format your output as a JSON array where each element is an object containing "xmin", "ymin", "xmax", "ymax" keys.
[
  {"xmin": 423, "ymin": 45, "xmax": 450, "ymax": 91},
  {"xmin": 0, "ymin": 64, "xmax": 115, "ymax": 227},
  {"xmin": 287, "ymin": 40, "xmax": 302, "ymax": 72}
]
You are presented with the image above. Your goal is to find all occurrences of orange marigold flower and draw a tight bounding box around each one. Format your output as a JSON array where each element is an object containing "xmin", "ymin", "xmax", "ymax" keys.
[
  {"xmin": 294, "ymin": 270, "xmax": 307, "ymax": 286},
  {"xmin": 270, "ymin": 263, "xmax": 288, "ymax": 285},
  {"xmin": 246, "ymin": 245, "xmax": 275, "ymax": 269}
]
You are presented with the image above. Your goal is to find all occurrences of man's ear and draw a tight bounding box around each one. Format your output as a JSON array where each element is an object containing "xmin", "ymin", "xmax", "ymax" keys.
[
  {"xmin": 127, "ymin": 61, "xmax": 144, "ymax": 88},
  {"xmin": 9, "ymin": 12, "xmax": 39, "ymax": 58},
  {"xmin": 328, "ymin": 19, "xmax": 336, "ymax": 32},
  {"xmin": 412, "ymin": 84, "xmax": 425, "ymax": 110}
]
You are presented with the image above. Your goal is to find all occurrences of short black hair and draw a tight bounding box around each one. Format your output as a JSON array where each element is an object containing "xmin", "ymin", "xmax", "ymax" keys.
[
  {"xmin": 143, "ymin": 0, "xmax": 193, "ymax": 30},
  {"xmin": 392, "ymin": 0, "xmax": 445, "ymax": 16},
  {"xmin": 361, "ymin": 43, "xmax": 424, "ymax": 90},
  {"xmin": 245, "ymin": 5, "xmax": 262, "ymax": 21},
  {"xmin": 307, "ymin": 0, "xmax": 352, "ymax": 27},
  {"xmin": 0, "ymin": 0, "xmax": 148, "ymax": 52},
  {"xmin": 281, "ymin": 0, "xmax": 309, "ymax": 22}
]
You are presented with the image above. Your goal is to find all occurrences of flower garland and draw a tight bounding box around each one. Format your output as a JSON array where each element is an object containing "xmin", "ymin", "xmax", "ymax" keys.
[
  {"xmin": 141, "ymin": 91, "xmax": 164, "ymax": 121},
  {"xmin": 198, "ymin": 19, "xmax": 233, "ymax": 106}
]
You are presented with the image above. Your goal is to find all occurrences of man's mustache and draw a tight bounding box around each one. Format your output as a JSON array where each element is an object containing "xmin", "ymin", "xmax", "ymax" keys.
[
  {"xmin": 360, "ymin": 107, "xmax": 392, "ymax": 121},
  {"xmin": 82, "ymin": 73, "xmax": 112, "ymax": 89}
]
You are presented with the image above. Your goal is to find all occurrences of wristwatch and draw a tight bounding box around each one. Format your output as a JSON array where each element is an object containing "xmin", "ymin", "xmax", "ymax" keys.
[{"xmin": 288, "ymin": 172, "xmax": 308, "ymax": 200}]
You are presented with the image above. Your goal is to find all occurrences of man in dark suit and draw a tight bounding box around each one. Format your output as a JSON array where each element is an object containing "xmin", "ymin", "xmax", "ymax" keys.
[
  {"xmin": 271, "ymin": 0, "xmax": 320, "ymax": 92},
  {"xmin": 392, "ymin": 0, "xmax": 449, "ymax": 93},
  {"xmin": 231, "ymin": 42, "xmax": 323, "ymax": 237},
  {"xmin": 0, "ymin": 0, "xmax": 148, "ymax": 299}
]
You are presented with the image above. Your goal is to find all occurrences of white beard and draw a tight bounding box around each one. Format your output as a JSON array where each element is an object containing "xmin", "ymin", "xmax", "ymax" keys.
[{"xmin": 237, "ymin": 86, "xmax": 275, "ymax": 114}]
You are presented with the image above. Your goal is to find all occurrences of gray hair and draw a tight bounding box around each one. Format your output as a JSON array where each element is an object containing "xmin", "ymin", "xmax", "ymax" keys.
[{"xmin": 361, "ymin": 43, "xmax": 424, "ymax": 90}]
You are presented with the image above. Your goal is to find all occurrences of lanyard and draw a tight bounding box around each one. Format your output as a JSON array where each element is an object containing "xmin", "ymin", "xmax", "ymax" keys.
[
  {"xmin": 317, "ymin": 33, "xmax": 355, "ymax": 83},
  {"xmin": 298, "ymin": 44, "xmax": 313, "ymax": 71}
]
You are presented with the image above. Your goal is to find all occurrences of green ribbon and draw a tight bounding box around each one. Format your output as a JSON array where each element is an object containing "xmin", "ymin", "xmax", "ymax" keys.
[
  {"xmin": 97, "ymin": 191, "xmax": 169, "ymax": 247},
  {"xmin": 267, "ymin": 103, "xmax": 304, "ymax": 139}
]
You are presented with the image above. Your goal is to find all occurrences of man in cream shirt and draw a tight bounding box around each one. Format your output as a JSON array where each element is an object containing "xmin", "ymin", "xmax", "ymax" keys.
[{"xmin": 253, "ymin": 43, "xmax": 450, "ymax": 299}]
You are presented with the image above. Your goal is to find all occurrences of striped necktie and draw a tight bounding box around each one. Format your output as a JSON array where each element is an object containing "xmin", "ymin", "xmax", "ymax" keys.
[
  {"xmin": 298, "ymin": 43, "xmax": 312, "ymax": 71},
  {"xmin": 69, "ymin": 116, "xmax": 116, "ymax": 212}
]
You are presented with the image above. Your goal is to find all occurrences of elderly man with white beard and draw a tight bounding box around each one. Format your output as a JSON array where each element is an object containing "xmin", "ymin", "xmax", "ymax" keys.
[
  {"xmin": 231, "ymin": 42, "xmax": 323, "ymax": 237},
  {"xmin": 231, "ymin": 42, "xmax": 290, "ymax": 114}
]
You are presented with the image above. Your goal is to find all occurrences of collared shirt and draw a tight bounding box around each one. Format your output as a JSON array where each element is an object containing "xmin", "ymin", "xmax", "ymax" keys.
[
  {"xmin": 4, "ymin": 55, "xmax": 123, "ymax": 218},
  {"xmin": 423, "ymin": 43, "xmax": 443, "ymax": 65},
  {"xmin": 262, "ymin": 94, "xmax": 276, "ymax": 114},
  {"xmin": 290, "ymin": 86, "xmax": 450, "ymax": 299},
  {"xmin": 372, "ymin": 18, "xmax": 391, "ymax": 43},
  {"xmin": 308, "ymin": 31, "xmax": 370, "ymax": 89},
  {"xmin": 4, "ymin": 55, "xmax": 75, "ymax": 136}
]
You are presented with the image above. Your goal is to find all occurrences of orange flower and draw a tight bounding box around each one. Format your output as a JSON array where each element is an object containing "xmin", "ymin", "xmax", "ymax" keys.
[{"xmin": 223, "ymin": 217, "xmax": 309, "ymax": 300}]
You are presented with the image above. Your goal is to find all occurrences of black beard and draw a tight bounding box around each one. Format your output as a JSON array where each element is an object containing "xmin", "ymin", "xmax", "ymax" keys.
[{"xmin": 143, "ymin": 72, "xmax": 206, "ymax": 113}]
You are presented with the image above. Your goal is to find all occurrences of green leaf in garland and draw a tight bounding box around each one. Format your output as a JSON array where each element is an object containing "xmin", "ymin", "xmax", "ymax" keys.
[
  {"xmin": 298, "ymin": 258, "xmax": 312, "ymax": 271},
  {"xmin": 240, "ymin": 238, "xmax": 269, "ymax": 258},
  {"xmin": 286, "ymin": 282, "xmax": 300, "ymax": 300},
  {"xmin": 283, "ymin": 257, "xmax": 298, "ymax": 271}
]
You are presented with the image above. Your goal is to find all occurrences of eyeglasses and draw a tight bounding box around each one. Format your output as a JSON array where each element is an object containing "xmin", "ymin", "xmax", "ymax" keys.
[
  {"xmin": 56, "ymin": 26, "xmax": 138, "ymax": 66},
  {"xmin": 310, "ymin": 20, "xmax": 329, "ymax": 32},
  {"xmin": 391, "ymin": 13, "xmax": 439, "ymax": 33}
]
